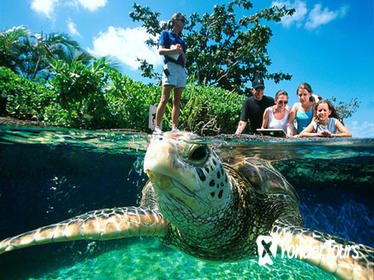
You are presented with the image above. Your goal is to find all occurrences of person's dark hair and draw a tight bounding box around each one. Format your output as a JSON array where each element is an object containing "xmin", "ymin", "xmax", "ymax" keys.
[
  {"xmin": 309, "ymin": 94, "xmax": 322, "ymax": 103},
  {"xmin": 297, "ymin": 82, "xmax": 312, "ymax": 95},
  {"xmin": 275, "ymin": 90, "xmax": 288, "ymax": 100},
  {"xmin": 314, "ymin": 99, "xmax": 341, "ymax": 124},
  {"xmin": 167, "ymin": 13, "xmax": 186, "ymax": 29}
]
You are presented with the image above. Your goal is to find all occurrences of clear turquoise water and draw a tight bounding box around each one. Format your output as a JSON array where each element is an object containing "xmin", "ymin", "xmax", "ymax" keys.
[
  {"xmin": 30, "ymin": 238, "xmax": 334, "ymax": 280},
  {"xmin": 0, "ymin": 127, "xmax": 373, "ymax": 280}
]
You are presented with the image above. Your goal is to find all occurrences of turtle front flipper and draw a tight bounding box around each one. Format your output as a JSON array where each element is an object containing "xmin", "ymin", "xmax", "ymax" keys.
[
  {"xmin": 271, "ymin": 220, "xmax": 374, "ymax": 280},
  {"xmin": 0, "ymin": 206, "xmax": 168, "ymax": 255}
]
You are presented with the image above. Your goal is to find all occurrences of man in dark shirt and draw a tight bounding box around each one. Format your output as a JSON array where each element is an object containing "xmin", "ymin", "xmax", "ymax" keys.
[{"xmin": 235, "ymin": 77, "xmax": 274, "ymax": 134}]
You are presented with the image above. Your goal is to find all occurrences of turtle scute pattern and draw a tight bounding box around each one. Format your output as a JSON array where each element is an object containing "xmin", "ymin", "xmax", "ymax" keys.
[
  {"xmin": 223, "ymin": 156, "xmax": 300, "ymax": 203},
  {"xmin": 0, "ymin": 207, "xmax": 167, "ymax": 254},
  {"xmin": 0, "ymin": 131, "xmax": 373, "ymax": 280},
  {"xmin": 142, "ymin": 132, "xmax": 303, "ymax": 261}
]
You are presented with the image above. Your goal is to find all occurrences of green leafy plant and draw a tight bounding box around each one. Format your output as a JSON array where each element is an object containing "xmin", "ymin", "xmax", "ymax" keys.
[
  {"xmin": 105, "ymin": 69, "xmax": 161, "ymax": 130},
  {"xmin": 49, "ymin": 58, "xmax": 111, "ymax": 128},
  {"xmin": 130, "ymin": 0, "xmax": 295, "ymax": 94},
  {"xmin": 328, "ymin": 97, "xmax": 360, "ymax": 123},
  {"xmin": 0, "ymin": 66, "xmax": 55, "ymax": 119},
  {"xmin": 0, "ymin": 63, "xmax": 359, "ymax": 134},
  {"xmin": 178, "ymin": 85, "xmax": 245, "ymax": 135},
  {"xmin": 0, "ymin": 26, "xmax": 92, "ymax": 81}
]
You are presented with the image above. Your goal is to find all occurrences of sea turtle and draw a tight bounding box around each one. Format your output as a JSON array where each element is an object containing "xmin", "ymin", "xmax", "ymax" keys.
[{"xmin": 0, "ymin": 131, "xmax": 373, "ymax": 279}]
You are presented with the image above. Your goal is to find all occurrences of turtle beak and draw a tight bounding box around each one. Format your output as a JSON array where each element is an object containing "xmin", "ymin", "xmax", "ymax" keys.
[
  {"xmin": 144, "ymin": 135, "xmax": 207, "ymax": 212},
  {"xmin": 144, "ymin": 136, "xmax": 197, "ymax": 191},
  {"xmin": 144, "ymin": 137, "xmax": 182, "ymax": 181}
]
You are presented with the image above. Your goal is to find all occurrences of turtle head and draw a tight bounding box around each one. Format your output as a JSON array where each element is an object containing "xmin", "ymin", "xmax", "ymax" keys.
[{"xmin": 144, "ymin": 131, "xmax": 233, "ymax": 227}]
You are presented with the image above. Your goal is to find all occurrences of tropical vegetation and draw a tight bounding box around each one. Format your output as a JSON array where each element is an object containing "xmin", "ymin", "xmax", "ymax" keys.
[
  {"xmin": 0, "ymin": 1, "xmax": 359, "ymax": 134},
  {"xmin": 130, "ymin": 0, "xmax": 295, "ymax": 95},
  {"xmin": 0, "ymin": 26, "xmax": 92, "ymax": 81},
  {"xmin": 0, "ymin": 65, "xmax": 244, "ymax": 134}
]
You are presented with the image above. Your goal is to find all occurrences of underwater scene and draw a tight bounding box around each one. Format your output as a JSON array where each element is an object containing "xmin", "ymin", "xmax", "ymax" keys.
[{"xmin": 0, "ymin": 127, "xmax": 373, "ymax": 280}]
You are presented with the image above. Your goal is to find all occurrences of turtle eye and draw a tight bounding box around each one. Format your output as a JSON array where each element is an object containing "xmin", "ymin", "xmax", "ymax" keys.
[{"xmin": 188, "ymin": 145, "xmax": 209, "ymax": 163}]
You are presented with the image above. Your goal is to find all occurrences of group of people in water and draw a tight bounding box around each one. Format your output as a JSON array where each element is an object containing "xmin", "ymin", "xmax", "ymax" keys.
[
  {"xmin": 153, "ymin": 12, "xmax": 352, "ymax": 138},
  {"xmin": 235, "ymin": 79, "xmax": 352, "ymax": 137}
]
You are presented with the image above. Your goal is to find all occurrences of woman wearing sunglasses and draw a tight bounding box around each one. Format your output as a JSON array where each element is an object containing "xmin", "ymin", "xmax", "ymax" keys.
[
  {"xmin": 154, "ymin": 13, "xmax": 187, "ymax": 134},
  {"xmin": 261, "ymin": 90, "xmax": 291, "ymax": 134}
]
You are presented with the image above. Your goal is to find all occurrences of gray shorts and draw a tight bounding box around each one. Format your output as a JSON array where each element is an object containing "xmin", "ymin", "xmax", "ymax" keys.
[{"xmin": 162, "ymin": 62, "xmax": 186, "ymax": 88}]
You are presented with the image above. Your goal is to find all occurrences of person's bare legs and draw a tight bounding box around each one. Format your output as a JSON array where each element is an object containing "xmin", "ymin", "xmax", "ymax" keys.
[
  {"xmin": 155, "ymin": 85, "xmax": 174, "ymax": 129},
  {"xmin": 171, "ymin": 87, "xmax": 183, "ymax": 130}
]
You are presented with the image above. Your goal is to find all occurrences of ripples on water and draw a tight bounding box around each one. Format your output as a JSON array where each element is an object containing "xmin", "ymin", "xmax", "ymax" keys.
[{"xmin": 0, "ymin": 127, "xmax": 373, "ymax": 280}]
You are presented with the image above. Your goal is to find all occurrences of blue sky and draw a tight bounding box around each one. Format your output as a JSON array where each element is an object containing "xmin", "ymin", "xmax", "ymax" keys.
[{"xmin": 1, "ymin": 0, "xmax": 373, "ymax": 137}]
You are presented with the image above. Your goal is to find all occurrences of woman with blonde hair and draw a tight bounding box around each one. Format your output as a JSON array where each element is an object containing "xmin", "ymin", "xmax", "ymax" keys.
[{"xmin": 154, "ymin": 13, "xmax": 187, "ymax": 134}]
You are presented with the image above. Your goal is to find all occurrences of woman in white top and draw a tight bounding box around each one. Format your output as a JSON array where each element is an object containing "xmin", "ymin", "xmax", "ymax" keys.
[{"xmin": 261, "ymin": 90, "xmax": 291, "ymax": 134}]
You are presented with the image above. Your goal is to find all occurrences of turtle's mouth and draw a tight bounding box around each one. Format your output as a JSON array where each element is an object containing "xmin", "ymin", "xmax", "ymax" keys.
[{"xmin": 145, "ymin": 170, "xmax": 209, "ymax": 211}]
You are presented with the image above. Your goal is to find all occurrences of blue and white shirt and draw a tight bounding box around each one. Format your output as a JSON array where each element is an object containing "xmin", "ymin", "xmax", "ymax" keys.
[
  {"xmin": 159, "ymin": 30, "xmax": 186, "ymax": 67},
  {"xmin": 312, "ymin": 118, "xmax": 337, "ymax": 134},
  {"xmin": 296, "ymin": 104, "xmax": 313, "ymax": 134}
]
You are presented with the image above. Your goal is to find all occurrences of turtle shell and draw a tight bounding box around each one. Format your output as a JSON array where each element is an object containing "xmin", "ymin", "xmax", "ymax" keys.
[{"xmin": 223, "ymin": 156, "xmax": 300, "ymax": 204}]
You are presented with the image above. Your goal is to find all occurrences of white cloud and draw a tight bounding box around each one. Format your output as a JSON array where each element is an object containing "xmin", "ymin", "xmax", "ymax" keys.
[
  {"xmin": 31, "ymin": 0, "xmax": 58, "ymax": 18},
  {"xmin": 305, "ymin": 4, "xmax": 339, "ymax": 29},
  {"xmin": 271, "ymin": 1, "xmax": 349, "ymax": 30},
  {"xmin": 31, "ymin": 0, "xmax": 107, "ymax": 18},
  {"xmin": 346, "ymin": 120, "xmax": 374, "ymax": 138},
  {"xmin": 272, "ymin": 0, "xmax": 307, "ymax": 28},
  {"xmin": 67, "ymin": 19, "xmax": 80, "ymax": 36},
  {"xmin": 88, "ymin": 26, "xmax": 162, "ymax": 70},
  {"xmin": 77, "ymin": 0, "xmax": 107, "ymax": 11}
]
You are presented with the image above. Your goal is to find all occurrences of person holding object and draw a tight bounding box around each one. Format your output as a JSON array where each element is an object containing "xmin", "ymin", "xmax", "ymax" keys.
[
  {"xmin": 261, "ymin": 90, "xmax": 291, "ymax": 135},
  {"xmin": 235, "ymin": 77, "xmax": 274, "ymax": 134},
  {"xmin": 297, "ymin": 100, "xmax": 352, "ymax": 138},
  {"xmin": 154, "ymin": 13, "xmax": 187, "ymax": 134}
]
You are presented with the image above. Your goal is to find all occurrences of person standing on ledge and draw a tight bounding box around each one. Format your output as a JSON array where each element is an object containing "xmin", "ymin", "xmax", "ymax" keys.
[
  {"xmin": 154, "ymin": 13, "xmax": 187, "ymax": 134},
  {"xmin": 235, "ymin": 77, "xmax": 274, "ymax": 135}
]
